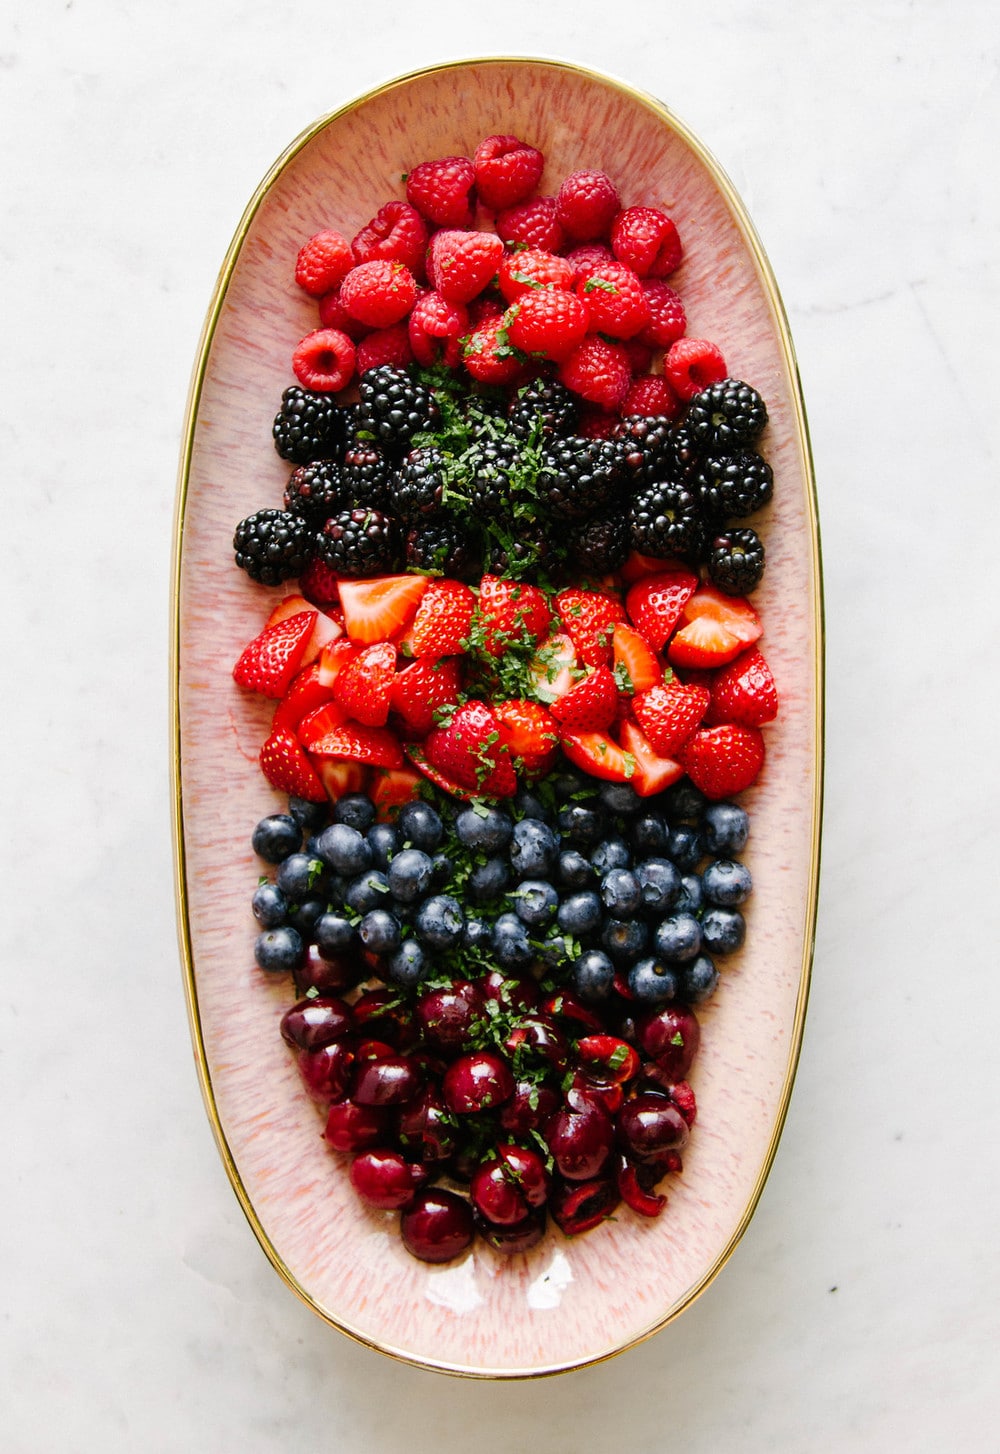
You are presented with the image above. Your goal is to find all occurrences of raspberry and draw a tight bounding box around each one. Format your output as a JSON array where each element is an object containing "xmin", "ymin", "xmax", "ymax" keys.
[
  {"xmin": 506, "ymin": 291, "xmax": 589, "ymax": 361},
  {"xmin": 621, "ymin": 374, "xmax": 682, "ymax": 418},
  {"xmin": 291, "ymin": 328, "xmax": 356, "ymax": 392},
  {"xmin": 351, "ymin": 200, "xmax": 429, "ymax": 278},
  {"xmin": 495, "ymin": 195, "xmax": 565, "ymax": 252},
  {"xmin": 294, "ymin": 230, "xmax": 353, "ymax": 296},
  {"xmin": 557, "ymin": 335, "xmax": 632, "ymax": 409},
  {"xmin": 638, "ymin": 280, "xmax": 687, "ymax": 347},
  {"xmin": 355, "ymin": 322, "xmax": 414, "ymax": 374},
  {"xmin": 576, "ymin": 407, "xmax": 619, "ymax": 439},
  {"xmin": 610, "ymin": 206, "xmax": 683, "ymax": 277},
  {"xmin": 564, "ymin": 242, "xmax": 614, "ymax": 284},
  {"xmin": 427, "ymin": 229, "xmax": 505, "ymax": 304},
  {"xmin": 405, "ymin": 155, "xmax": 476, "ymax": 227},
  {"xmin": 408, "ymin": 290, "xmax": 469, "ymax": 368},
  {"xmin": 339, "ymin": 260, "xmax": 418, "ymax": 328},
  {"xmin": 665, "ymin": 338, "xmax": 728, "ymax": 401},
  {"xmin": 473, "ymin": 134, "xmax": 544, "ymax": 211},
  {"xmin": 555, "ymin": 169, "xmax": 620, "ymax": 241},
  {"xmin": 498, "ymin": 248, "xmax": 574, "ymax": 301},
  {"xmin": 623, "ymin": 339, "xmax": 655, "ymax": 375},
  {"xmin": 575, "ymin": 261, "xmax": 650, "ymax": 339},
  {"xmin": 317, "ymin": 287, "xmax": 369, "ymax": 339},
  {"xmin": 467, "ymin": 293, "xmax": 505, "ymax": 328},
  {"xmin": 463, "ymin": 316, "xmax": 528, "ymax": 386}
]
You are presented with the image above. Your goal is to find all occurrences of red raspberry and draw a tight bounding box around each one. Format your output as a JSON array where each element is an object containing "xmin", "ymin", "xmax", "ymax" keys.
[
  {"xmin": 621, "ymin": 374, "xmax": 683, "ymax": 419},
  {"xmin": 665, "ymin": 338, "xmax": 728, "ymax": 400},
  {"xmin": 623, "ymin": 339, "xmax": 654, "ymax": 375},
  {"xmin": 473, "ymin": 134, "xmax": 544, "ymax": 211},
  {"xmin": 408, "ymin": 290, "xmax": 469, "ymax": 368},
  {"xmin": 611, "ymin": 205, "xmax": 682, "ymax": 277},
  {"xmin": 291, "ymin": 328, "xmax": 356, "ymax": 392},
  {"xmin": 495, "ymin": 196, "xmax": 565, "ymax": 252},
  {"xmin": 638, "ymin": 280, "xmax": 687, "ymax": 347},
  {"xmin": 294, "ymin": 230, "xmax": 353, "ymax": 297},
  {"xmin": 467, "ymin": 293, "xmax": 505, "ymax": 328},
  {"xmin": 405, "ymin": 155, "xmax": 476, "ymax": 227},
  {"xmin": 498, "ymin": 248, "xmax": 574, "ymax": 302},
  {"xmin": 575, "ymin": 261, "xmax": 650, "ymax": 339},
  {"xmin": 564, "ymin": 242, "xmax": 614, "ymax": 284},
  {"xmin": 555, "ymin": 170, "xmax": 620, "ymax": 241},
  {"xmin": 576, "ymin": 407, "xmax": 619, "ymax": 439},
  {"xmin": 356, "ymin": 322, "xmax": 414, "ymax": 374},
  {"xmin": 463, "ymin": 315, "xmax": 528, "ymax": 385},
  {"xmin": 317, "ymin": 287, "xmax": 370, "ymax": 339},
  {"xmin": 506, "ymin": 290, "xmax": 590, "ymax": 361},
  {"xmin": 351, "ymin": 200, "xmax": 429, "ymax": 279},
  {"xmin": 558, "ymin": 335, "xmax": 632, "ymax": 409},
  {"xmin": 339, "ymin": 260, "xmax": 418, "ymax": 327},
  {"xmin": 427, "ymin": 229, "xmax": 505, "ymax": 304}
]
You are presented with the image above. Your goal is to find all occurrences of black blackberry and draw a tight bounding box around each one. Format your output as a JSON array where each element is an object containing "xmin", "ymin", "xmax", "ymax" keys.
[
  {"xmin": 567, "ymin": 510, "xmax": 630, "ymax": 574},
  {"xmin": 391, "ymin": 446, "xmax": 448, "ymax": 523},
  {"xmin": 484, "ymin": 517, "xmax": 557, "ymax": 578},
  {"xmin": 405, "ymin": 519, "xmax": 482, "ymax": 582},
  {"xmin": 356, "ymin": 365, "xmax": 440, "ymax": 453},
  {"xmin": 233, "ymin": 508, "xmax": 314, "ymax": 586},
  {"xmin": 707, "ymin": 527, "xmax": 765, "ymax": 595},
  {"xmin": 694, "ymin": 450, "xmax": 774, "ymax": 525},
  {"xmin": 630, "ymin": 480, "xmax": 705, "ymax": 563},
  {"xmin": 272, "ymin": 387, "xmax": 346, "ymax": 464},
  {"xmin": 508, "ymin": 377, "xmax": 579, "ymax": 441},
  {"xmin": 469, "ymin": 437, "xmax": 519, "ymax": 518},
  {"xmin": 541, "ymin": 437, "xmax": 628, "ymax": 521},
  {"xmin": 283, "ymin": 460, "xmax": 347, "ymax": 522},
  {"xmin": 685, "ymin": 378, "xmax": 768, "ymax": 453},
  {"xmin": 613, "ymin": 415, "xmax": 676, "ymax": 484},
  {"xmin": 315, "ymin": 508, "xmax": 400, "ymax": 578},
  {"xmin": 341, "ymin": 435, "xmax": 394, "ymax": 510},
  {"xmin": 669, "ymin": 423, "xmax": 703, "ymax": 483}
]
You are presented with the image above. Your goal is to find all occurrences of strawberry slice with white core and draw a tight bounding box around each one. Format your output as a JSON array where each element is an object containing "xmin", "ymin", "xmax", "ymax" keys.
[
  {"xmin": 612, "ymin": 623, "xmax": 662, "ymax": 694},
  {"xmin": 560, "ymin": 731, "xmax": 637, "ymax": 783},
  {"xmin": 667, "ymin": 584, "xmax": 762, "ymax": 670},
  {"xmin": 625, "ymin": 568, "xmax": 699, "ymax": 651},
  {"xmin": 314, "ymin": 759, "xmax": 368, "ymax": 801},
  {"xmin": 618, "ymin": 718, "xmax": 684, "ymax": 797},
  {"xmin": 338, "ymin": 574, "xmax": 429, "ymax": 645},
  {"xmin": 232, "ymin": 611, "xmax": 317, "ymax": 698},
  {"xmin": 305, "ymin": 722, "xmax": 405, "ymax": 769},
  {"xmin": 316, "ymin": 637, "xmax": 358, "ymax": 688},
  {"xmin": 527, "ymin": 633, "xmax": 576, "ymax": 703},
  {"xmin": 264, "ymin": 593, "xmax": 343, "ymax": 663}
]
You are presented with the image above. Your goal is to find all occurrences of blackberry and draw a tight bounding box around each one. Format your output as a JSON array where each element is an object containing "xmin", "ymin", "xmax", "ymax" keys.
[
  {"xmin": 613, "ymin": 415, "xmax": 675, "ymax": 484},
  {"xmin": 541, "ymin": 437, "xmax": 627, "ymax": 521},
  {"xmin": 272, "ymin": 387, "xmax": 346, "ymax": 464},
  {"xmin": 356, "ymin": 365, "xmax": 440, "ymax": 453},
  {"xmin": 508, "ymin": 377, "xmax": 578, "ymax": 441},
  {"xmin": 469, "ymin": 437, "xmax": 519, "ymax": 518},
  {"xmin": 405, "ymin": 519, "xmax": 481, "ymax": 581},
  {"xmin": 283, "ymin": 460, "xmax": 347, "ymax": 522},
  {"xmin": 707, "ymin": 527, "xmax": 766, "ymax": 595},
  {"xmin": 316, "ymin": 508, "xmax": 399, "ymax": 577},
  {"xmin": 670, "ymin": 423, "xmax": 703, "ymax": 483},
  {"xmin": 567, "ymin": 510, "xmax": 630, "ymax": 574},
  {"xmin": 484, "ymin": 517, "xmax": 557, "ymax": 578},
  {"xmin": 391, "ymin": 446, "xmax": 448, "ymax": 523},
  {"xmin": 630, "ymin": 480, "xmax": 705, "ymax": 563},
  {"xmin": 694, "ymin": 450, "xmax": 774, "ymax": 525},
  {"xmin": 233, "ymin": 508, "xmax": 314, "ymax": 586},
  {"xmin": 685, "ymin": 378, "xmax": 768, "ymax": 452},
  {"xmin": 341, "ymin": 435, "xmax": 394, "ymax": 510}
]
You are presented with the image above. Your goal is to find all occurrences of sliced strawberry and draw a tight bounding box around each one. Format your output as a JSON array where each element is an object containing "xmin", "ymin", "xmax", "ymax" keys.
[
  {"xmin": 298, "ymin": 556, "xmax": 342, "ymax": 607},
  {"xmin": 306, "ymin": 722, "xmax": 405, "ymax": 769},
  {"xmin": 390, "ymin": 657, "xmax": 464, "ymax": 736},
  {"xmin": 631, "ymin": 680, "xmax": 711, "ymax": 756},
  {"xmin": 264, "ymin": 593, "xmax": 316, "ymax": 630},
  {"xmin": 405, "ymin": 745, "xmax": 481, "ymax": 801},
  {"xmin": 264, "ymin": 593, "xmax": 342, "ymax": 662},
  {"xmin": 233, "ymin": 611, "xmax": 316, "ymax": 698},
  {"xmin": 625, "ymin": 568, "xmax": 699, "ymax": 651},
  {"xmin": 705, "ymin": 646, "xmax": 779, "ymax": 726},
  {"xmin": 272, "ymin": 661, "xmax": 338, "ymax": 733},
  {"xmin": 612, "ymin": 623, "xmax": 662, "ymax": 694},
  {"xmin": 553, "ymin": 587, "xmax": 627, "ymax": 667},
  {"xmin": 369, "ymin": 765, "xmax": 424, "ymax": 819},
  {"xmin": 668, "ymin": 583, "xmax": 762, "ymax": 669},
  {"xmin": 332, "ymin": 641, "xmax": 397, "ymax": 726},
  {"xmin": 619, "ymin": 551, "xmax": 669, "ymax": 584},
  {"xmin": 259, "ymin": 727, "xmax": 327, "ymax": 801},
  {"xmin": 680, "ymin": 723, "xmax": 765, "ymax": 799},
  {"xmin": 476, "ymin": 576, "xmax": 553, "ymax": 657},
  {"xmin": 296, "ymin": 700, "xmax": 350, "ymax": 748},
  {"xmin": 338, "ymin": 574, "xmax": 429, "ymax": 645},
  {"xmin": 551, "ymin": 666, "xmax": 619, "ymax": 732},
  {"xmin": 493, "ymin": 699, "xmax": 560, "ymax": 776},
  {"xmin": 316, "ymin": 637, "xmax": 358, "ymax": 688},
  {"xmin": 314, "ymin": 758, "xmax": 368, "ymax": 801},
  {"xmin": 423, "ymin": 699, "xmax": 517, "ymax": 796},
  {"xmin": 407, "ymin": 578, "xmax": 476, "ymax": 659},
  {"xmin": 527, "ymin": 632, "xmax": 577, "ymax": 703},
  {"xmin": 560, "ymin": 731, "xmax": 637, "ymax": 784},
  {"xmin": 618, "ymin": 718, "xmax": 684, "ymax": 797}
]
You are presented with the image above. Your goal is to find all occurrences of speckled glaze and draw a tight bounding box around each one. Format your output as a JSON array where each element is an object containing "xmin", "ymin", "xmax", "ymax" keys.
[{"xmin": 172, "ymin": 58, "xmax": 822, "ymax": 1378}]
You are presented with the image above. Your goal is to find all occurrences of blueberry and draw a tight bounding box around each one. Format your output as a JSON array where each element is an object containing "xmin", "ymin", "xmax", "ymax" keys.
[
  {"xmin": 551, "ymin": 768, "xmax": 592, "ymax": 802},
  {"xmin": 332, "ymin": 792, "xmax": 376, "ymax": 834},
  {"xmin": 702, "ymin": 858, "xmax": 753, "ymax": 906},
  {"xmin": 653, "ymin": 913, "xmax": 703, "ymax": 962},
  {"xmin": 387, "ymin": 848, "xmax": 434, "ymax": 904},
  {"xmin": 536, "ymin": 931, "xmax": 572, "ymax": 971},
  {"xmin": 286, "ymin": 895, "xmax": 327, "ymax": 939},
  {"xmin": 628, "ymin": 955, "xmax": 680, "ymax": 1003},
  {"xmin": 314, "ymin": 912, "xmax": 357, "ymax": 957},
  {"xmin": 454, "ymin": 805, "xmax": 514, "ymax": 854},
  {"xmin": 701, "ymin": 801, "xmax": 750, "ymax": 856},
  {"xmin": 557, "ymin": 891, "xmax": 602, "ymax": 937},
  {"xmin": 601, "ymin": 868, "xmax": 641, "ymax": 916},
  {"xmin": 386, "ymin": 937, "xmax": 430, "ymax": 988},
  {"xmin": 635, "ymin": 857, "xmax": 681, "ymax": 914},
  {"xmin": 315, "ymin": 822, "xmax": 373, "ymax": 877},
  {"xmin": 415, "ymin": 894, "xmax": 464, "ymax": 950},
  {"xmin": 288, "ymin": 796, "xmax": 329, "ymax": 833},
  {"xmin": 512, "ymin": 785, "xmax": 548, "ymax": 821},
  {"xmin": 431, "ymin": 851, "xmax": 454, "ymax": 888},
  {"xmin": 343, "ymin": 869, "xmax": 392, "ymax": 914},
  {"xmin": 572, "ymin": 948, "xmax": 616, "ymax": 1003},
  {"xmin": 461, "ymin": 916, "xmax": 492, "ymax": 953},
  {"xmin": 366, "ymin": 821, "xmax": 400, "ymax": 870},
  {"xmin": 667, "ymin": 824, "xmax": 704, "ymax": 872},
  {"xmin": 254, "ymin": 926, "xmax": 304, "ymax": 973},
  {"xmin": 251, "ymin": 882, "xmax": 287, "ymax": 928},
  {"xmin": 557, "ymin": 803, "xmax": 605, "ymax": 845},
  {"xmin": 510, "ymin": 818, "xmax": 559, "ymax": 879},
  {"xmin": 601, "ymin": 917, "xmax": 649, "ymax": 964},
  {"xmin": 276, "ymin": 853, "xmax": 328, "ymax": 902},
  {"xmin": 512, "ymin": 879, "xmax": 559, "ymax": 928},
  {"xmin": 597, "ymin": 780, "xmax": 642, "ymax": 815},
  {"xmin": 700, "ymin": 906, "xmax": 746, "ymax": 955},
  {"xmin": 359, "ymin": 908, "xmax": 402, "ymax": 955},
  {"xmin": 468, "ymin": 856, "xmax": 511, "ymax": 904},
  {"xmin": 492, "ymin": 912, "xmax": 533, "ymax": 970},
  {"xmin": 557, "ymin": 849, "xmax": 597, "ymax": 891},
  {"xmin": 590, "ymin": 838, "xmax": 631, "ymax": 875},
  {"xmin": 661, "ymin": 779, "xmax": 706, "ymax": 821},
  {"xmin": 674, "ymin": 872, "xmax": 704, "ymax": 915},
  {"xmin": 397, "ymin": 799, "xmax": 444, "ymax": 852},
  {"xmin": 630, "ymin": 811, "xmax": 669, "ymax": 856},
  {"xmin": 251, "ymin": 814, "xmax": 302, "ymax": 864},
  {"xmin": 680, "ymin": 953, "xmax": 720, "ymax": 1003}
]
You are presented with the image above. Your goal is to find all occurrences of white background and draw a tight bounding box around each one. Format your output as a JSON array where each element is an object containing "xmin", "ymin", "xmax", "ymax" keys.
[{"xmin": 2, "ymin": 2, "xmax": 997, "ymax": 1449}]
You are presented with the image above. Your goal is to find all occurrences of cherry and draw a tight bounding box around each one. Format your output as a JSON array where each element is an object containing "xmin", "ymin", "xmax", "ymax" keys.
[
  {"xmin": 503, "ymin": 1014, "xmax": 569, "ymax": 1074},
  {"xmin": 470, "ymin": 1144, "xmax": 549, "ymax": 1226},
  {"xmin": 616, "ymin": 1093, "xmax": 690, "ymax": 1160},
  {"xmin": 476, "ymin": 1206, "xmax": 547, "ymax": 1254},
  {"xmin": 352, "ymin": 987, "xmax": 419, "ymax": 1048},
  {"xmin": 401, "ymin": 1187, "xmax": 475, "ymax": 1263},
  {"xmin": 396, "ymin": 1088, "xmax": 457, "ymax": 1165},
  {"xmin": 616, "ymin": 1156, "xmax": 668, "ymax": 1217},
  {"xmin": 293, "ymin": 945, "xmax": 365, "ymax": 997},
  {"xmin": 480, "ymin": 970, "xmax": 538, "ymax": 1015},
  {"xmin": 324, "ymin": 1099, "xmax": 390, "ymax": 1153},
  {"xmin": 352, "ymin": 1054, "xmax": 424, "ymax": 1107},
  {"xmin": 566, "ymin": 1071, "xmax": 624, "ymax": 1117},
  {"xmin": 545, "ymin": 1101, "xmax": 615, "ymax": 1180},
  {"xmin": 575, "ymin": 1034, "xmax": 639, "ymax": 1085},
  {"xmin": 540, "ymin": 990, "xmax": 604, "ymax": 1035},
  {"xmin": 349, "ymin": 1148, "xmax": 423, "ymax": 1210},
  {"xmin": 635, "ymin": 1004, "xmax": 700, "ymax": 1080},
  {"xmin": 637, "ymin": 1065, "xmax": 698, "ymax": 1125},
  {"xmin": 498, "ymin": 1079, "xmax": 560, "ymax": 1134},
  {"xmin": 549, "ymin": 1177, "xmax": 620, "ymax": 1235},
  {"xmin": 416, "ymin": 981, "xmax": 483, "ymax": 1051},
  {"xmin": 442, "ymin": 1051, "xmax": 515, "ymax": 1114},
  {"xmin": 298, "ymin": 1040, "xmax": 354, "ymax": 1100}
]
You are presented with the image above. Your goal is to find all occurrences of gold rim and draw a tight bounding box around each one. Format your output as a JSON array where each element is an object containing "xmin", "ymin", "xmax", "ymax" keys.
[{"xmin": 170, "ymin": 54, "xmax": 823, "ymax": 1379}]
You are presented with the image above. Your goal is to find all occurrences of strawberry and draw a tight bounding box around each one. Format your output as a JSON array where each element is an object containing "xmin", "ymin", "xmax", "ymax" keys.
[
  {"xmin": 550, "ymin": 666, "xmax": 618, "ymax": 732},
  {"xmin": 527, "ymin": 632, "xmax": 577, "ymax": 703},
  {"xmin": 272, "ymin": 661, "xmax": 338, "ymax": 733},
  {"xmin": 332, "ymin": 641, "xmax": 397, "ymax": 726},
  {"xmin": 265, "ymin": 593, "xmax": 343, "ymax": 662},
  {"xmin": 554, "ymin": 587, "xmax": 627, "ymax": 667},
  {"xmin": 423, "ymin": 699, "xmax": 517, "ymax": 797},
  {"xmin": 476, "ymin": 576, "xmax": 552, "ymax": 657},
  {"xmin": 305, "ymin": 721, "xmax": 405, "ymax": 770},
  {"xmin": 316, "ymin": 637, "xmax": 359, "ymax": 688},
  {"xmin": 390, "ymin": 657, "xmax": 463, "ymax": 736},
  {"xmin": 296, "ymin": 700, "xmax": 350, "ymax": 749},
  {"xmin": 407, "ymin": 578, "xmax": 476, "ymax": 659},
  {"xmin": 612, "ymin": 623, "xmax": 662, "ymax": 694},
  {"xmin": 681, "ymin": 724, "xmax": 766, "ymax": 799},
  {"xmin": 338, "ymin": 574, "xmax": 428, "ymax": 645},
  {"xmin": 233, "ymin": 611, "xmax": 316, "ymax": 698},
  {"xmin": 493, "ymin": 699, "xmax": 560, "ymax": 776},
  {"xmin": 667, "ymin": 584, "xmax": 762, "ymax": 670},
  {"xmin": 705, "ymin": 646, "xmax": 779, "ymax": 727},
  {"xmin": 631, "ymin": 680, "xmax": 711, "ymax": 756},
  {"xmin": 259, "ymin": 727, "xmax": 327, "ymax": 801},
  {"xmin": 369, "ymin": 766, "xmax": 424, "ymax": 819},
  {"xmin": 560, "ymin": 731, "xmax": 637, "ymax": 783},
  {"xmin": 624, "ymin": 569, "xmax": 699, "ymax": 651},
  {"xmin": 313, "ymin": 759, "xmax": 368, "ymax": 801},
  {"xmin": 427, "ymin": 229, "xmax": 505, "ymax": 305},
  {"xmin": 620, "ymin": 550, "xmax": 671, "ymax": 584},
  {"xmin": 405, "ymin": 745, "xmax": 480, "ymax": 801},
  {"xmin": 618, "ymin": 719, "xmax": 683, "ymax": 797}
]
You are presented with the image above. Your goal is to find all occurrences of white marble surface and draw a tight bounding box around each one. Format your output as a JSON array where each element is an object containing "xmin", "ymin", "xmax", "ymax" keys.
[{"xmin": 2, "ymin": 2, "xmax": 997, "ymax": 1448}]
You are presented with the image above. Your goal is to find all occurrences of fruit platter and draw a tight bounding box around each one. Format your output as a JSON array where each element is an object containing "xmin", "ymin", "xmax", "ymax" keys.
[{"xmin": 172, "ymin": 58, "xmax": 821, "ymax": 1377}]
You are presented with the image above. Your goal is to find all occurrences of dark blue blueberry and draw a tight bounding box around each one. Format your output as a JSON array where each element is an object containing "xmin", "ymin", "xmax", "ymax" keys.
[
  {"xmin": 276, "ymin": 852, "xmax": 329, "ymax": 902},
  {"xmin": 597, "ymin": 780, "xmax": 642, "ymax": 815},
  {"xmin": 628, "ymin": 955, "xmax": 680, "ymax": 1003},
  {"xmin": 315, "ymin": 822, "xmax": 373, "ymax": 877},
  {"xmin": 454, "ymin": 805, "xmax": 515, "ymax": 854},
  {"xmin": 674, "ymin": 872, "xmax": 704, "ymax": 915},
  {"xmin": 251, "ymin": 813, "xmax": 302, "ymax": 864},
  {"xmin": 492, "ymin": 912, "xmax": 533, "ymax": 970},
  {"xmin": 386, "ymin": 937, "xmax": 430, "ymax": 988},
  {"xmin": 468, "ymin": 855, "xmax": 511, "ymax": 904},
  {"xmin": 387, "ymin": 847, "xmax": 434, "ymax": 904},
  {"xmin": 557, "ymin": 802, "xmax": 605, "ymax": 845},
  {"xmin": 702, "ymin": 858, "xmax": 753, "ymax": 906},
  {"xmin": 254, "ymin": 926, "xmax": 304, "ymax": 973},
  {"xmin": 397, "ymin": 799, "xmax": 444, "ymax": 852},
  {"xmin": 251, "ymin": 882, "xmax": 287, "ymax": 928},
  {"xmin": 701, "ymin": 801, "xmax": 750, "ymax": 855},
  {"xmin": 667, "ymin": 823, "xmax": 704, "ymax": 871},
  {"xmin": 512, "ymin": 785, "xmax": 549, "ymax": 821},
  {"xmin": 358, "ymin": 908, "xmax": 402, "ymax": 955},
  {"xmin": 511, "ymin": 879, "xmax": 559, "ymax": 928},
  {"xmin": 630, "ymin": 811, "xmax": 669, "ymax": 856},
  {"xmin": 461, "ymin": 916, "xmax": 492, "ymax": 953},
  {"xmin": 653, "ymin": 913, "xmax": 703, "ymax": 962},
  {"xmin": 415, "ymin": 894, "xmax": 465, "ymax": 950},
  {"xmin": 332, "ymin": 792, "xmax": 376, "ymax": 833},
  {"xmin": 314, "ymin": 912, "xmax": 357, "ymax": 958},
  {"xmin": 601, "ymin": 917, "xmax": 649, "ymax": 964},
  {"xmin": 431, "ymin": 851, "xmax": 454, "ymax": 888},
  {"xmin": 635, "ymin": 857, "xmax": 681, "ymax": 914},
  {"xmin": 536, "ymin": 931, "xmax": 572, "ymax": 971},
  {"xmin": 557, "ymin": 891, "xmax": 602, "ymax": 937},
  {"xmin": 601, "ymin": 868, "xmax": 641, "ymax": 916},
  {"xmin": 366, "ymin": 821, "xmax": 400, "ymax": 870},
  {"xmin": 680, "ymin": 953, "xmax": 720, "ymax": 1003},
  {"xmin": 661, "ymin": 779, "xmax": 706, "ymax": 821},
  {"xmin": 700, "ymin": 906, "xmax": 746, "ymax": 955},
  {"xmin": 286, "ymin": 895, "xmax": 327, "ymax": 939},
  {"xmin": 590, "ymin": 838, "xmax": 631, "ymax": 875},
  {"xmin": 343, "ymin": 869, "xmax": 392, "ymax": 914},
  {"xmin": 572, "ymin": 948, "xmax": 616, "ymax": 1003},
  {"xmin": 557, "ymin": 849, "xmax": 597, "ymax": 891},
  {"xmin": 551, "ymin": 768, "xmax": 593, "ymax": 802},
  {"xmin": 509, "ymin": 818, "xmax": 559, "ymax": 879},
  {"xmin": 287, "ymin": 796, "xmax": 329, "ymax": 833}
]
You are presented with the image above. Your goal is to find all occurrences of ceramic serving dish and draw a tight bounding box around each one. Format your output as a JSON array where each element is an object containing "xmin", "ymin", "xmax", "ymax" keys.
[{"xmin": 171, "ymin": 56, "xmax": 822, "ymax": 1378}]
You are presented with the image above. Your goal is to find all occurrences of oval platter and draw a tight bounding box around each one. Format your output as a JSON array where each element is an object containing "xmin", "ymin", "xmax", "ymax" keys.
[{"xmin": 171, "ymin": 57, "xmax": 822, "ymax": 1378}]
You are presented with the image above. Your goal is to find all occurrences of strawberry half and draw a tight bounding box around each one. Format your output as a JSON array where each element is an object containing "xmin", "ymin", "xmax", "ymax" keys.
[
  {"xmin": 560, "ymin": 731, "xmax": 637, "ymax": 783},
  {"xmin": 233, "ymin": 611, "xmax": 317, "ymax": 698},
  {"xmin": 407, "ymin": 578, "xmax": 476, "ymax": 659},
  {"xmin": 369, "ymin": 766, "xmax": 424, "ymax": 819},
  {"xmin": 305, "ymin": 722, "xmax": 405, "ymax": 770},
  {"xmin": 527, "ymin": 632, "xmax": 577, "ymax": 703},
  {"xmin": 631, "ymin": 680, "xmax": 711, "ymax": 756},
  {"xmin": 406, "ymin": 745, "xmax": 481, "ymax": 801},
  {"xmin": 551, "ymin": 666, "xmax": 619, "ymax": 732},
  {"xmin": 390, "ymin": 657, "xmax": 463, "ymax": 736},
  {"xmin": 423, "ymin": 699, "xmax": 517, "ymax": 797},
  {"xmin": 667, "ymin": 584, "xmax": 762, "ymax": 670},
  {"xmin": 264, "ymin": 593, "xmax": 342, "ymax": 662},
  {"xmin": 705, "ymin": 646, "xmax": 779, "ymax": 727},
  {"xmin": 681, "ymin": 723, "xmax": 765, "ymax": 799},
  {"xmin": 272, "ymin": 661, "xmax": 338, "ymax": 733},
  {"xmin": 625, "ymin": 568, "xmax": 699, "ymax": 651},
  {"xmin": 554, "ymin": 587, "xmax": 627, "ymax": 667},
  {"xmin": 476, "ymin": 576, "xmax": 553, "ymax": 657},
  {"xmin": 612, "ymin": 623, "xmax": 662, "ymax": 694},
  {"xmin": 618, "ymin": 718, "xmax": 684, "ymax": 797},
  {"xmin": 493, "ymin": 699, "xmax": 560, "ymax": 776},
  {"xmin": 332, "ymin": 641, "xmax": 397, "ymax": 726},
  {"xmin": 339, "ymin": 574, "xmax": 429, "ymax": 645},
  {"xmin": 259, "ymin": 727, "xmax": 327, "ymax": 801}
]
